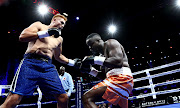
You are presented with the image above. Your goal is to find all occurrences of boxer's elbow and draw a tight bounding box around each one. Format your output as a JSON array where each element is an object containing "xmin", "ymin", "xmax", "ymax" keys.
[
  {"xmin": 19, "ymin": 34, "xmax": 29, "ymax": 42},
  {"xmin": 115, "ymin": 57, "xmax": 123, "ymax": 67},
  {"xmin": 104, "ymin": 57, "xmax": 123, "ymax": 68},
  {"xmin": 54, "ymin": 54, "xmax": 68, "ymax": 64},
  {"xmin": 19, "ymin": 34, "xmax": 26, "ymax": 42},
  {"xmin": 54, "ymin": 55, "xmax": 61, "ymax": 62}
]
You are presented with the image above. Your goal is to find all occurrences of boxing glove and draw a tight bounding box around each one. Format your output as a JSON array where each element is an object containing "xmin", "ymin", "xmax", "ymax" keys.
[
  {"xmin": 67, "ymin": 58, "xmax": 82, "ymax": 69},
  {"xmin": 48, "ymin": 28, "xmax": 61, "ymax": 38},
  {"xmin": 80, "ymin": 64, "xmax": 92, "ymax": 73},
  {"xmin": 37, "ymin": 28, "xmax": 61, "ymax": 38},
  {"xmin": 82, "ymin": 55, "xmax": 106, "ymax": 66}
]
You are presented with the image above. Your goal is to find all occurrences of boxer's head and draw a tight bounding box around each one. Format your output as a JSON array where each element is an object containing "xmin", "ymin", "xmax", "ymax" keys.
[
  {"xmin": 86, "ymin": 33, "xmax": 104, "ymax": 54},
  {"xmin": 50, "ymin": 13, "xmax": 68, "ymax": 29}
]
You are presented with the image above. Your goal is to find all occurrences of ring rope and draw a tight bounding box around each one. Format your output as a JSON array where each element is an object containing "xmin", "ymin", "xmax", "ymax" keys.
[
  {"xmin": 129, "ymin": 88, "xmax": 180, "ymax": 100},
  {"xmin": 132, "ymin": 61, "xmax": 180, "ymax": 75},
  {"xmin": 154, "ymin": 79, "xmax": 180, "ymax": 87},
  {"xmin": 10, "ymin": 88, "xmax": 180, "ymax": 107},
  {"xmin": 16, "ymin": 101, "xmax": 57, "ymax": 107},
  {"xmin": 133, "ymin": 68, "xmax": 180, "ymax": 82},
  {"xmin": 134, "ymin": 79, "xmax": 180, "ymax": 90}
]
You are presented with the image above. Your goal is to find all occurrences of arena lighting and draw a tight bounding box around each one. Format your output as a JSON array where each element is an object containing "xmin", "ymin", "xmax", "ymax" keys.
[
  {"xmin": 38, "ymin": 4, "xmax": 48, "ymax": 15},
  {"xmin": 108, "ymin": 24, "xmax": 117, "ymax": 34},
  {"xmin": 176, "ymin": 0, "xmax": 180, "ymax": 7},
  {"xmin": 76, "ymin": 17, "xmax": 79, "ymax": 20}
]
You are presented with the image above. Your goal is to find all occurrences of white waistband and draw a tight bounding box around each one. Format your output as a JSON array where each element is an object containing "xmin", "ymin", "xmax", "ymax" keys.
[{"xmin": 106, "ymin": 67, "xmax": 133, "ymax": 77}]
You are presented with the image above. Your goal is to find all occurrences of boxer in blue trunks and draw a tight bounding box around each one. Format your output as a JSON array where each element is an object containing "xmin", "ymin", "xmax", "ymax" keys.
[{"xmin": 0, "ymin": 13, "xmax": 80, "ymax": 108}]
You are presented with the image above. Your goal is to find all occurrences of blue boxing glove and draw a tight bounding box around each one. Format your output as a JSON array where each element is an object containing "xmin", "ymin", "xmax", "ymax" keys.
[
  {"xmin": 82, "ymin": 55, "xmax": 106, "ymax": 66},
  {"xmin": 37, "ymin": 28, "xmax": 61, "ymax": 38}
]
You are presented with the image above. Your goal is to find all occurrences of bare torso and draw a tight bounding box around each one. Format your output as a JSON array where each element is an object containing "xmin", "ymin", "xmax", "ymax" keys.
[{"xmin": 25, "ymin": 25, "xmax": 63, "ymax": 59}]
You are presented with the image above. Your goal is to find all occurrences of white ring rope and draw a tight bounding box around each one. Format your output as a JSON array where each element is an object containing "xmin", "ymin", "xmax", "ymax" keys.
[
  {"xmin": 133, "ymin": 68, "xmax": 180, "ymax": 82},
  {"xmin": 16, "ymin": 101, "xmax": 57, "ymax": 107},
  {"xmin": 134, "ymin": 79, "xmax": 180, "ymax": 90},
  {"xmin": 129, "ymin": 61, "xmax": 180, "ymax": 100},
  {"xmin": 129, "ymin": 88, "xmax": 180, "ymax": 100},
  {"xmin": 132, "ymin": 61, "xmax": 180, "ymax": 75}
]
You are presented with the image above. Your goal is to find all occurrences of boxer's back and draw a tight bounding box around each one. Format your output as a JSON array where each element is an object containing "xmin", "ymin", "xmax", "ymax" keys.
[{"xmin": 104, "ymin": 39, "xmax": 129, "ymax": 71}]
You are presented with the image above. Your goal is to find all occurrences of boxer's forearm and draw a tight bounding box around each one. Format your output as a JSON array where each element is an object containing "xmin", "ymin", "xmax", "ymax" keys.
[
  {"xmin": 82, "ymin": 56, "xmax": 123, "ymax": 68},
  {"xmin": 19, "ymin": 29, "xmax": 39, "ymax": 42},
  {"xmin": 54, "ymin": 53, "xmax": 69, "ymax": 64}
]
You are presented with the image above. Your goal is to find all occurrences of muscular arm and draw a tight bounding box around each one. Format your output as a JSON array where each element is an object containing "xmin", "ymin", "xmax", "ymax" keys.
[
  {"xmin": 103, "ymin": 39, "xmax": 123, "ymax": 68},
  {"xmin": 19, "ymin": 21, "xmax": 41, "ymax": 42},
  {"xmin": 54, "ymin": 39, "xmax": 69, "ymax": 64}
]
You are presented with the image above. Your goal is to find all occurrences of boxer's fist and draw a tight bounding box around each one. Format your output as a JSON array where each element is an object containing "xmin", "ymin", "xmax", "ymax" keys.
[
  {"xmin": 48, "ymin": 28, "xmax": 61, "ymax": 38},
  {"xmin": 73, "ymin": 58, "xmax": 82, "ymax": 69},
  {"xmin": 67, "ymin": 58, "xmax": 82, "ymax": 69},
  {"xmin": 37, "ymin": 28, "xmax": 61, "ymax": 38},
  {"xmin": 82, "ymin": 55, "xmax": 94, "ymax": 65}
]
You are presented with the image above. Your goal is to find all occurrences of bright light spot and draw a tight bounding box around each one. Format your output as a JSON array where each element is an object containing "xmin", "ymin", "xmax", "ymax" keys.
[
  {"xmin": 38, "ymin": 4, "xmax": 48, "ymax": 15},
  {"xmin": 76, "ymin": 17, "xmax": 79, "ymax": 20},
  {"xmin": 176, "ymin": 0, "xmax": 180, "ymax": 7},
  {"xmin": 108, "ymin": 24, "xmax": 117, "ymax": 34}
]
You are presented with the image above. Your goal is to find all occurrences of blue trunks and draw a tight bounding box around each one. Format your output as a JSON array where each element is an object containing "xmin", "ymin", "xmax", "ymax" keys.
[{"xmin": 10, "ymin": 53, "xmax": 66, "ymax": 96}]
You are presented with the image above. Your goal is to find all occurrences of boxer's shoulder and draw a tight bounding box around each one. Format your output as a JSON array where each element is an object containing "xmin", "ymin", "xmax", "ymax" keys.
[
  {"xmin": 106, "ymin": 39, "xmax": 119, "ymax": 43},
  {"xmin": 33, "ymin": 21, "xmax": 49, "ymax": 31},
  {"xmin": 28, "ymin": 21, "xmax": 45, "ymax": 30},
  {"xmin": 105, "ymin": 39, "xmax": 121, "ymax": 47},
  {"xmin": 31, "ymin": 21, "xmax": 43, "ymax": 26}
]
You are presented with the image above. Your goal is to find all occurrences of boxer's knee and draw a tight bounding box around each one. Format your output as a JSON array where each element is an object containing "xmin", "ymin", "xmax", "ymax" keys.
[
  {"xmin": 54, "ymin": 93, "xmax": 68, "ymax": 104},
  {"xmin": 82, "ymin": 93, "xmax": 92, "ymax": 104},
  {"xmin": 1, "ymin": 93, "xmax": 23, "ymax": 108},
  {"xmin": 54, "ymin": 94, "xmax": 68, "ymax": 108}
]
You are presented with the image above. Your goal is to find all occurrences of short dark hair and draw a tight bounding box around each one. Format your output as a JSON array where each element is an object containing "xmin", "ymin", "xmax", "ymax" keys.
[
  {"xmin": 86, "ymin": 33, "xmax": 101, "ymax": 40},
  {"xmin": 60, "ymin": 66, "xmax": 65, "ymax": 71}
]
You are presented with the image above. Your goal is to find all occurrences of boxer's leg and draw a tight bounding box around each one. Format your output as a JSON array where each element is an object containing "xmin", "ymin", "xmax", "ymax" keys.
[
  {"xmin": 0, "ymin": 92, "xmax": 23, "ymax": 108},
  {"xmin": 40, "ymin": 62, "xmax": 68, "ymax": 108},
  {"xmin": 82, "ymin": 86, "xmax": 107, "ymax": 108},
  {"xmin": 53, "ymin": 93, "xmax": 68, "ymax": 108}
]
